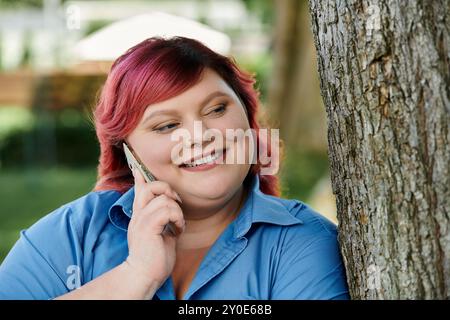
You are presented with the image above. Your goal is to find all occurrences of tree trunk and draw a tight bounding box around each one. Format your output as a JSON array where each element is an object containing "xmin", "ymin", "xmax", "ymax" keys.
[{"xmin": 309, "ymin": 0, "xmax": 449, "ymax": 299}]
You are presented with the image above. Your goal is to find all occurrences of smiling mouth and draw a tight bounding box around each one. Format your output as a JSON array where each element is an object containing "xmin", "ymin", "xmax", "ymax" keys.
[{"xmin": 179, "ymin": 148, "xmax": 226, "ymax": 168}]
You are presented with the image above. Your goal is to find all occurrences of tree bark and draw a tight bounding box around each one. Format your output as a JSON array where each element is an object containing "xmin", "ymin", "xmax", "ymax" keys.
[{"xmin": 309, "ymin": 0, "xmax": 449, "ymax": 299}]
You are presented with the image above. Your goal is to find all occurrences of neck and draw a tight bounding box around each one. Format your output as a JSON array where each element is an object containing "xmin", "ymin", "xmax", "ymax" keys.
[{"xmin": 176, "ymin": 184, "xmax": 247, "ymax": 249}]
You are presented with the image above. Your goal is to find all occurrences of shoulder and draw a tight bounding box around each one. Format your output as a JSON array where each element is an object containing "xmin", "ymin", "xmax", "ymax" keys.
[
  {"xmin": 0, "ymin": 190, "xmax": 123, "ymax": 299},
  {"xmin": 30, "ymin": 189, "xmax": 120, "ymax": 229},
  {"xmin": 287, "ymin": 198, "xmax": 339, "ymax": 254},
  {"xmin": 259, "ymin": 194, "xmax": 343, "ymax": 271},
  {"xmin": 281, "ymin": 197, "xmax": 340, "ymax": 256},
  {"xmin": 289, "ymin": 199, "xmax": 337, "ymax": 236},
  {"xmin": 265, "ymin": 194, "xmax": 338, "ymax": 239},
  {"xmin": 21, "ymin": 189, "xmax": 122, "ymax": 253},
  {"xmin": 263, "ymin": 197, "xmax": 349, "ymax": 299},
  {"xmin": 253, "ymin": 193, "xmax": 341, "ymax": 258}
]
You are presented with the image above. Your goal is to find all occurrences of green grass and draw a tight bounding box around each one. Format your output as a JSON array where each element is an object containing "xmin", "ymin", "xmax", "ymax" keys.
[{"xmin": 0, "ymin": 167, "xmax": 97, "ymax": 263}]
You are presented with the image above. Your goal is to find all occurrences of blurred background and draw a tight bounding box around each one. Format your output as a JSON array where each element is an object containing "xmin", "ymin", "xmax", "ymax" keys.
[{"xmin": 0, "ymin": 0, "xmax": 334, "ymax": 263}]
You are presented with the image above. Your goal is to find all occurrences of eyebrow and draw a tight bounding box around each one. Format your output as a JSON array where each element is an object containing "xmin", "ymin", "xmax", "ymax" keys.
[{"xmin": 141, "ymin": 91, "xmax": 231, "ymax": 126}]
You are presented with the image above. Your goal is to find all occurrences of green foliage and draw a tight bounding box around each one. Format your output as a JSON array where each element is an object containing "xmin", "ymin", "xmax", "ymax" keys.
[
  {"xmin": 0, "ymin": 106, "xmax": 35, "ymax": 141},
  {"xmin": 0, "ymin": 107, "xmax": 99, "ymax": 168},
  {"xmin": 279, "ymin": 147, "xmax": 330, "ymax": 201},
  {"xmin": 236, "ymin": 52, "xmax": 273, "ymax": 103},
  {"xmin": 240, "ymin": 0, "xmax": 275, "ymax": 25},
  {"xmin": 84, "ymin": 20, "xmax": 112, "ymax": 37},
  {"xmin": 0, "ymin": 0, "xmax": 69, "ymax": 8},
  {"xmin": 0, "ymin": 0, "xmax": 43, "ymax": 8},
  {"xmin": 0, "ymin": 71, "xmax": 104, "ymax": 168}
]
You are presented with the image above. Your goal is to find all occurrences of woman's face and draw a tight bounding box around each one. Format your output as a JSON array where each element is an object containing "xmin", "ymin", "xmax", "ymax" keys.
[{"xmin": 126, "ymin": 68, "xmax": 252, "ymax": 206}]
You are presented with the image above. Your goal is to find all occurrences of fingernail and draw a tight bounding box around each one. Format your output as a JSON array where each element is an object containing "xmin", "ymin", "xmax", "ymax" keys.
[{"xmin": 175, "ymin": 192, "xmax": 182, "ymax": 203}]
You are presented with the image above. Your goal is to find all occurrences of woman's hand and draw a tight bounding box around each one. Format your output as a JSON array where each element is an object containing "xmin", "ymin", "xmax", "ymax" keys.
[
  {"xmin": 124, "ymin": 167, "xmax": 185, "ymax": 288},
  {"xmin": 55, "ymin": 168, "xmax": 184, "ymax": 300}
]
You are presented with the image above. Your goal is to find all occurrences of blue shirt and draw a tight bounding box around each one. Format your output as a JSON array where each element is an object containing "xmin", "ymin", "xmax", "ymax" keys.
[{"xmin": 0, "ymin": 174, "xmax": 349, "ymax": 300}]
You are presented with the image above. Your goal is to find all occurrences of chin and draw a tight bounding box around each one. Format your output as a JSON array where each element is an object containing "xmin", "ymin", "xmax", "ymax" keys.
[{"xmin": 180, "ymin": 167, "xmax": 246, "ymax": 200}]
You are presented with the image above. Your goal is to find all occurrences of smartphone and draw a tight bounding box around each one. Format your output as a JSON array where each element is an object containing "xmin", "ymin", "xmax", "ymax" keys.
[
  {"xmin": 123, "ymin": 142, "xmax": 156, "ymax": 183},
  {"xmin": 123, "ymin": 142, "xmax": 179, "ymax": 236}
]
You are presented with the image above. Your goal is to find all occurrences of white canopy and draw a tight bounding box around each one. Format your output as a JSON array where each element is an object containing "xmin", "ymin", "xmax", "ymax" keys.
[{"xmin": 73, "ymin": 11, "xmax": 231, "ymax": 61}]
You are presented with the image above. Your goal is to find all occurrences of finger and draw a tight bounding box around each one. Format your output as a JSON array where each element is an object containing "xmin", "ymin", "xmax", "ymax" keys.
[
  {"xmin": 151, "ymin": 206, "xmax": 185, "ymax": 236},
  {"xmin": 132, "ymin": 167, "xmax": 151, "ymax": 211},
  {"xmin": 136, "ymin": 194, "xmax": 180, "ymax": 216},
  {"xmin": 135, "ymin": 181, "xmax": 181, "ymax": 209},
  {"xmin": 168, "ymin": 208, "xmax": 185, "ymax": 231},
  {"xmin": 132, "ymin": 166, "xmax": 146, "ymax": 189},
  {"xmin": 163, "ymin": 223, "xmax": 181, "ymax": 237}
]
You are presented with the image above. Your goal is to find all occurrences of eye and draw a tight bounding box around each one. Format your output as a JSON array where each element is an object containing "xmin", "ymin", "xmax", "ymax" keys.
[
  {"xmin": 153, "ymin": 122, "xmax": 179, "ymax": 133},
  {"xmin": 208, "ymin": 103, "xmax": 227, "ymax": 115}
]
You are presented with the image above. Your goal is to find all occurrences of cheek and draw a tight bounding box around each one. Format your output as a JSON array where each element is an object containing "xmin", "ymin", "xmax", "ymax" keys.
[
  {"xmin": 210, "ymin": 109, "xmax": 250, "ymax": 132},
  {"xmin": 134, "ymin": 136, "xmax": 176, "ymax": 169},
  {"xmin": 208, "ymin": 114, "xmax": 254, "ymax": 164}
]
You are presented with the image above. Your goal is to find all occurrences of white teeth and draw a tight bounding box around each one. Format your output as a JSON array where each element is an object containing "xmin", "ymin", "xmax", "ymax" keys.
[{"xmin": 184, "ymin": 152, "xmax": 220, "ymax": 167}]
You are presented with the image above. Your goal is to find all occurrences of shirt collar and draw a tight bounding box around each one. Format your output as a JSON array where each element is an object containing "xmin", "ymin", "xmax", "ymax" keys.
[
  {"xmin": 232, "ymin": 174, "xmax": 303, "ymax": 238},
  {"xmin": 108, "ymin": 174, "xmax": 303, "ymax": 236},
  {"xmin": 108, "ymin": 186, "xmax": 135, "ymax": 231}
]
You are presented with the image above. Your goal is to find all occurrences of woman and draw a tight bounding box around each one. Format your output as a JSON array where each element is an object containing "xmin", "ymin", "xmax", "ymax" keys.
[{"xmin": 0, "ymin": 37, "xmax": 349, "ymax": 300}]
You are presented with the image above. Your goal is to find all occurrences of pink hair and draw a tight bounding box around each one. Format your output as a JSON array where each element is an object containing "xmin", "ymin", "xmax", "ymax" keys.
[{"xmin": 93, "ymin": 36, "xmax": 280, "ymax": 196}]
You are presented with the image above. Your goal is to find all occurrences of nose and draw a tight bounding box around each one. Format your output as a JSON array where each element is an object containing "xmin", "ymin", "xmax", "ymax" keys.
[{"xmin": 182, "ymin": 120, "xmax": 212, "ymax": 151}]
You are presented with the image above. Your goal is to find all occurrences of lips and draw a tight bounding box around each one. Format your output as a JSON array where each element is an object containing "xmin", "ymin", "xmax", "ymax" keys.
[{"xmin": 179, "ymin": 148, "xmax": 226, "ymax": 167}]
